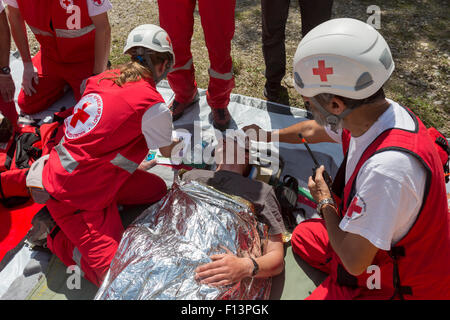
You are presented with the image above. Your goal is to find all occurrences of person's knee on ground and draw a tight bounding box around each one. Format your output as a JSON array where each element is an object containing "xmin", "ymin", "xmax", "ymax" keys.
[{"xmin": 291, "ymin": 219, "xmax": 333, "ymax": 274}]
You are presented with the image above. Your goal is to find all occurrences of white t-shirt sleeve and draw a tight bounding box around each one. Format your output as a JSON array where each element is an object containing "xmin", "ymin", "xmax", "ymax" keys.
[
  {"xmin": 141, "ymin": 103, "xmax": 174, "ymax": 150},
  {"xmin": 339, "ymin": 150, "xmax": 426, "ymax": 250},
  {"xmin": 0, "ymin": 2, "xmax": 4, "ymax": 12},
  {"xmin": 3, "ymin": 0, "xmax": 18, "ymax": 8},
  {"xmin": 86, "ymin": 0, "xmax": 112, "ymax": 17}
]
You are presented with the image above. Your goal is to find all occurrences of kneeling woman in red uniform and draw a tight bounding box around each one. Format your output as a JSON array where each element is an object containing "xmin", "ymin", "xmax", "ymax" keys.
[{"xmin": 41, "ymin": 25, "xmax": 179, "ymax": 286}]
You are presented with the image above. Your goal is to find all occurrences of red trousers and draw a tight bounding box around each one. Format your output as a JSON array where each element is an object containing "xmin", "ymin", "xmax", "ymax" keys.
[
  {"xmin": 46, "ymin": 169, "xmax": 168, "ymax": 286},
  {"xmin": 158, "ymin": 0, "xmax": 236, "ymax": 110},
  {"xmin": 18, "ymin": 50, "xmax": 93, "ymax": 115},
  {"xmin": 291, "ymin": 219, "xmax": 361, "ymax": 300}
]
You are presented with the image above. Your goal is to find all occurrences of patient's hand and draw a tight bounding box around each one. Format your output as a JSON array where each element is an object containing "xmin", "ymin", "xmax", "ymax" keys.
[{"xmin": 195, "ymin": 247, "xmax": 254, "ymax": 287}]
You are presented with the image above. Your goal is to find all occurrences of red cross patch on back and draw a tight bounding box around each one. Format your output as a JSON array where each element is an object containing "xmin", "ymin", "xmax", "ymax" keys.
[{"xmin": 65, "ymin": 94, "xmax": 103, "ymax": 140}]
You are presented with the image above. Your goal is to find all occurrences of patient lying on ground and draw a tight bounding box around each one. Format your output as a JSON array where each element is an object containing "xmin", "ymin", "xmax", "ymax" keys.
[
  {"xmin": 95, "ymin": 137, "xmax": 285, "ymax": 300},
  {"xmin": 182, "ymin": 138, "xmax": 285, "ymax": 287}
]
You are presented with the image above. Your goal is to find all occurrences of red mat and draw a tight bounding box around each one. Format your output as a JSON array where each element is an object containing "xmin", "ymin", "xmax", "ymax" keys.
[{"xmin": 0, "ymin": 200, "xmax": 44, "ymax": 262}]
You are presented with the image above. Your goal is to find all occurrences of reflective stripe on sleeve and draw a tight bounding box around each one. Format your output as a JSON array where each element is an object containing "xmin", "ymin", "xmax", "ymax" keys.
[
  {"xmin": 73, "ymin": 247, "xmax": 82, "ymax": 267},
  {"xmin": 55, "ymin": 137, "xmax": 79, "ymax": 174},
  {"xmin": 110, "ymin": 153, "xmax": 139, "ymax": 174}
]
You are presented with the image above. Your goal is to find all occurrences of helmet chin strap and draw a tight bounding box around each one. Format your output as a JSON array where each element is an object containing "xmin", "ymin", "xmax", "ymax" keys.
[
  {"xmin": 136, "ymin": 48, "xmax": 172, "ymax": 85},
  {"xmin": 309, "ymin": 96, "xmax": 353, "ymax": 134}
]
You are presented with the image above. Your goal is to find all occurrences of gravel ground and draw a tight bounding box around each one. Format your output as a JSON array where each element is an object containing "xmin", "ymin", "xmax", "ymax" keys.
[{"xmin": 9, "ymin": 0, "xmax": 450, "ymax": 135}]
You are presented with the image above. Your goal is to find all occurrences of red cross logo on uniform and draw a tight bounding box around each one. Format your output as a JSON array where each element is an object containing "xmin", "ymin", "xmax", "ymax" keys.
[
  {"xmin": 70, "ymin": 102, "xmax": 91, "ymax": 128},
  {"xmin": 312, "ymin": 60, "xmax": 334, "ymax": 82},
  {"xmin": 60, "ymin": 0, "xmax": 73, "ymax": 9},
  {"xmin": 92, "ymin": 0, "xmax": 104, "ymax": 6},
  {"xmin": 346, "ymin": 196, "xmax": 363, "ymax": 218}
]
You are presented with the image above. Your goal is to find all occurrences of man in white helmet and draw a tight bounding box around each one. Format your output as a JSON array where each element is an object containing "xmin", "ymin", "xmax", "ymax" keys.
[
  {"xmin": 244, "ymin": 18, "xmax": 449, "ymax": 299},
  {"xmin": 40, "ymin": 24, "xmax": 182, "ymax": 286}
]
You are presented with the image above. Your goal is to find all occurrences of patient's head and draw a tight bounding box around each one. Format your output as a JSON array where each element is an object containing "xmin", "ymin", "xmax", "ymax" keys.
[{"xmin": 214, "ymin": 137, "xmax": 251, "ymax": 176}]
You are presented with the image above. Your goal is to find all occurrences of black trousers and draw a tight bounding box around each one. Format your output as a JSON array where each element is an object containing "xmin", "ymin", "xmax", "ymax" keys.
[{"xmin": 261, "ymin": 0, "xmax": 333, "ymax": 91}]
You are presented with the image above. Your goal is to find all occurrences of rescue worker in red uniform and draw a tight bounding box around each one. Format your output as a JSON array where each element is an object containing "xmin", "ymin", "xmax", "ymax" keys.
[
  {"xmin": 5, "ymin": 0, "xmax": 112, "ymax": 115},
  {"xmin": 41, "ymin": 24, "xmax": 181, "ymax": 286},
  {"xmin": 244, "ymin": 18, "xmax": 450, "ymax": 299},
  {"xmin": 0, "ymin": 1, "xmax": 18, "ymax": 127},
  {"xmin": 157, "ymin": 0, "xmax": 236, "ymax": 131}
]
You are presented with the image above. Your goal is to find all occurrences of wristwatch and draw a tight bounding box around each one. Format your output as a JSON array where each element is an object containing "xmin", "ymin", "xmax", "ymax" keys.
[
  {"xmin": 1, "ymin": 66, "xmax": 11, "ymax": 75},
  {"xmin": 316, "ymin": 198, "xmax": 335, "ymax": 215},
  {"xmin": 249, "ymin": 257, "xmax": 259, "ymax": 277}
]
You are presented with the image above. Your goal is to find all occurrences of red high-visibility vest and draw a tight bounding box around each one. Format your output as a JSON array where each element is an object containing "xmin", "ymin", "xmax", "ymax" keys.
[
  {"xmin": 336, "ymin": 106, "xmax": 450, "ymax": 299},
  {"xmin": 42, "ymin": 71, "xmax": 165, "ymax": 211},
  {"xmin": 16, "ymin": 0, "xmax": 95, "ymax": 63}
]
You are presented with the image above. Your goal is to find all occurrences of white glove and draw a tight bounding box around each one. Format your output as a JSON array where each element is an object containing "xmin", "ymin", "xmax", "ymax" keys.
[
  {"xmin": 22, "ymin": 62, "xmax": 39, "ymax": 96},
  {"xmin": 0, "ymin": 74, "xmax": 15, "ymax": 103}
]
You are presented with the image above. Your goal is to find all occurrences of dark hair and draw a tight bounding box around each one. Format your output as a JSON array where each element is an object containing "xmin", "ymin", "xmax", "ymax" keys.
[
  {"xmin": 314, "ymin": 87, "xmax": 385, "ymax": 110},
  {"xmin": 0, "ymin": 116, "xmax": 13, "ymax": 143},
  {"xmin": 337, "ymin": 87, "xmax": 385, "ymax": 109}
]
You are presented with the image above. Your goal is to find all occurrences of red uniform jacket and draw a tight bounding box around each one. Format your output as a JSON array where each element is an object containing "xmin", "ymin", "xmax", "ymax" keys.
[{"xmin": 43, "ymin": 71, "xmax": 165, "ymax": 211}]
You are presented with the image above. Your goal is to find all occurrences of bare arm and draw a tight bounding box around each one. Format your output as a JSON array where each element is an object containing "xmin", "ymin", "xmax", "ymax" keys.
[
  {"xmin": 0, "ymin": 10, "xmax": 15, "ymax": 102},
  {"xmin": 195, "ymin": 235, "xmax": 284, "ymax": 287},
  {"xmin": 274, "ymin": 119, "xmax": 337, "ymax": 144},
  {"xmin": 6, "ymin": 6, "xmax": 31, "ymax": 63},
  {"xmin": 252, "ymin": 234, "xmax": 285, "ymax": 278},
  {"xmin": 243, "ymin": 120, "xmax": 336, "ymax": 145},
  {"xmin": 309, "ymin": 166, "xmax": 379, "ymax": 276},
  {"xmin": 159, "ymin": 139, "xmax": 183, "ymax": 159},
  {"xmin": 90, "ymin": 12, "xmax": 111, "ymax": 75},
  {"xmin": 7, "ymin": 5, "xmax": 39, "ymax": 96},
  {"xmin": 0, "ymin": 10, "xmax": 11, "ymax": 67}
]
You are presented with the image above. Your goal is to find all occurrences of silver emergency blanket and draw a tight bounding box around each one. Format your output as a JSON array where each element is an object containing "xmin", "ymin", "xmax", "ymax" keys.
[{"xmin": 95, "ymin": 177, "xmax": 271, "ymax": 300}]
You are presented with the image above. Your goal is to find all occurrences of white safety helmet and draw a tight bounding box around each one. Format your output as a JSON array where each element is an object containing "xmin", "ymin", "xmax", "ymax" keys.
[
  {"xmin": 293, "ymin": 18, "xmax": 395, "ymax": 99},
  {"xmin": 123, "ymin": 24, "xmax": 175, "ymax": 84}
]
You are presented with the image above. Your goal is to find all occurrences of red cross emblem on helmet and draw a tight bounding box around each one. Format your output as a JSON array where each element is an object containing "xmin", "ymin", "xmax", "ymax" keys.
[{"xmin": 312, "ymin": 60, "xmax": 334, "ymax": 82}]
